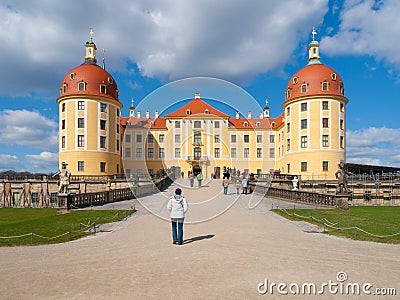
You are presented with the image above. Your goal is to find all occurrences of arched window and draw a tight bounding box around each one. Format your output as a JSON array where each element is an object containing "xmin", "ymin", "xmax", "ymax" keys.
[
  {"xmin": 186, "ymin": 109, "xmax": 191, "ymax": 115},
  {"xmin": 331, "ymin": 73, "xmax": 337, "ymax": 81},
  {"xmin": 301, "ymin": 84, "xmax": 307, "ymax": 93},
  {"xmin": 204, "ymin": 109, "xmax": 209, "ymax": 114},
  {"xmin": 78, "ymin": 81, "xmax": 86, "ymax": 91},
  {"xmin": 322, "ymin": 81, "xmax": 329, "ymax": 91}
]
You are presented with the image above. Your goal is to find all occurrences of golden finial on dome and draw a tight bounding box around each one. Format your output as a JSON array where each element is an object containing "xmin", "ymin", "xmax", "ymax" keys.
[
  {"xmin": 89, "ymin": 27, "xmax": 94, "ymax": 42},
  {"xmin": 311, "ymin": 27, "xmax": 317, "ymax": 41}
]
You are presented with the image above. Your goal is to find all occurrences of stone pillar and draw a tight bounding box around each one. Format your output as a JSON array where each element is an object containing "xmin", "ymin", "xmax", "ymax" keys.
[
  {"xmin": 57, "ymin": 193, "xmax": 71, "ymax": 210},
  {"xmin": 335, "ymin": 194, "xmax": 350, "ymax": 210}
]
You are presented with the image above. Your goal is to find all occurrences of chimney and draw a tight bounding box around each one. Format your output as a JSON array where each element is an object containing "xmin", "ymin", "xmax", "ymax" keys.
[
  {"xmin": 137, "ymin": 111, "xmax": 141, "ymax": 118},
  {"xmin": 248, "ymin": 111, "xmax": 252, "ymax": 119},
  {"xmin": 146, "ymin": 111, "xmax": 150, "ymax": 118},
  {"xmin": 194, "ymin": 93, "xmax": 200, "ymax": 99},
  {"xmin": 155, "ymin": 111, "xmax": 159, "ymax": 118},
  {"xmin": 235, "ymin": 111, "xmax": 239, "ymax": 119}
]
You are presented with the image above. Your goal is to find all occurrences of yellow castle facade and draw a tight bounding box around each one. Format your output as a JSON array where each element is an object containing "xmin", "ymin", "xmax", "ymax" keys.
[{"xmin": 57, "ymin": 30, "xmax": 347, "ymax": 180}]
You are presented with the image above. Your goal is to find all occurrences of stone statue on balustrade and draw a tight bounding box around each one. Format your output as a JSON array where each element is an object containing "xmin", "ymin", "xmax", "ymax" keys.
[
  {"xmin": 52, "ymin": 162, "xmax": 71, "ymax": 194},
  {"xmin": 292, "ymin": 176, "xmax": 299, "ymax": 190},
  {"xmin": 335, "ymin": 161, "xmax": 351, "ymax": 194}
]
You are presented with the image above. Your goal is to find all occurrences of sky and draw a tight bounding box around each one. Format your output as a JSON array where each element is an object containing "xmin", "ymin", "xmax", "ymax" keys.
[{"xmin": 0, "ymin": 0, "xmax": 399, "ymax": 173}]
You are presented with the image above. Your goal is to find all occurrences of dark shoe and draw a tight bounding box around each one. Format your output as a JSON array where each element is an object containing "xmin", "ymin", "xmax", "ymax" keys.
[{"xmin": 173, "ymin": 241, "xmax": 178, "ymax": 244}]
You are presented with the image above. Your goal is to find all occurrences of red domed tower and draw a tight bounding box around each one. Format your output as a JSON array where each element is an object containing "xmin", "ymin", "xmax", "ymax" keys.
[
  {"xmin": 277, "ymin": 28, "xmax": 348, "ymax": 179},
  {"xmin": 56, "ymin": 29, "xmax": 123, "ymax": 175}
]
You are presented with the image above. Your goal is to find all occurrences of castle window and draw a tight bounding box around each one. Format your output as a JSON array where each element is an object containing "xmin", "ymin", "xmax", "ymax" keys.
[
  {"xmin": 256, "ymin": 122, "xmax": 261, "ymax": 127},
  {"xmin": 159, "ymin": 148, "xmax": 165, "ymax": 158},
  {"xmin": 136, "ymin": 134, "xmax": 142, "ymax": 143},
  {"xmin": 214, "ymin": 121, "xmax": 220, "ymax": 128},
  {"xmin": 301, "ymin": 136, "xmax": 308, "ymax": 148},
  {"xmin": 108, "ymin": 77, "xmax": 113, "ymax": 84},
  {"xmin": 100, "ymin": 120, "xmax": 106, "ymax": 130},
  {"xmin": 271, "ymin": 122, "xmax": 276, "ymax": 127},
  {"xmin": 175, "ymin": 121, "xmax": 181, "ymax": 128},
  {"xmin": 61, "ymin": 136, "xmax": 65, "ymax": 148},
  {"xmin": 159, "ymin": 134, "xmax": 165, "ymax": 143},
  {"xmin": 301, "ymin": 102, "xmax": 307, "ymax": 111},
  {"xmin": 69, "ymin": 73, "xmax": 76, "ymax": 80},
  {"xmin": 147, "ymin": 148, "xmax": 154, "ymax": 159},
  {"xmin": 287, "ymin": 139, "xmax": 290, "ymax": 151},
  {"xmin": 231, "ymin": 134, "xmax": 237, "ymax": 143},
  {"xmin": 61, "ymin": 120, "xmax": 65, "ymax": 130},
  {"xmin": 175, "ymin": 134, "xmax": 181, "ymax": 143},
  {"xmin": 301, "ymin": 119, "xmax": 307, "ymax": 129},
  {"xmin": 78, "ymin": 161, "xmax": 84, "ymax": 172},
  {"xmin": 244, "ymin": 148, "xmax": 250, "ymax": 158},
  {"xmin": 78, "ymin": 82, "xmax": 86, "ymax": 91},
  {"xmin": 244, "ymin": 135, "xmax": 250, "ymax": 143},
  {"xmin": 78, "ymin": 101, "xmax": 84, "ymax": 110},
  {"xmin": 301, "ymin": 162, "xmax": 307, "ymax": 172},
  {"xmin": 125, "ymin": 134, "xmax": 131, "ymax": 143},
  {"xmin": 322, "ymin": 135, "xmax": 329, "ymax": 147},
  {"xmin": 194, "ymin": 147, "xmax": 201, "ymax": 159},
  {"xmin": 100, "ymin": 84, "xmax": 107, "ymax": 94},
  {"xmin": 269, "ymin": 148, "xmax": 275, "ymax": 158},
  {"xmin": 322, "ymin": 118, "xmax": 329, "ymax": 128},
  {"xmin": 322, "ymin": 161, "xmax": 329, "ymax": 171},
  {"xmin": 339, "ymin": 83, "xmax": 344, "ymax": 94},
  {"xmin": 243, "ymin": 121, "xmax": 248, "ymax": 127},
  {"xmin": 147, "ymin": 134, "xmax": 154, "ymax": 143},
  {"xmin": 136, "ymin": 148, "xmax": 142, "ymax": 159},
  {"xmin": 287, "ymin": 88, "xmax": 291, "ymax": 99},
  {"xmin": 214, "ymin": 135, "xmax": 220, "ymax": 143},
  {"xmin": 100, "ymin": 162, "xmax": 106, "ymax": 173},
  {"xmin": 115, "ymin": 90, "xmax": 119, "ymax": 99},
  {"xmin": 340, "ymin": 119, "xmax": 344, "ymax": 130},
  {"xmin": 287, "ymin": 107, "xmax": 290, "ymax": 116},
  {"xmin": 62, "ymin": 103, "xmax": 65, "ymax": 112},
  {"xmin": 186, "ymin": 109, "xmax": 191, "ymax": 115},
  {"xmin": 293, "ymin": 77, "xmax": 298, "ymax": 84},
  {"xmin": 257, "ymin": 135, "xmax": 262, "ymax": 143},
  {"xmin": 214, "ymin": 148, "xmax": 220, "ymax": 158},
  {"xmin": 194, "ymin": 132, "xmax": 201, "ymax": 143},
  {"xmin": 340, "ymin": 103, "xmax": 345, "ymax": 112},
  {"xmin": 301, "ymin": 84, "xmax": 307, "ymax": 93},
  {"xmin": 100, "ymin": 103, "xmax": 107, "ymax": 112},
  {"xmin": 78, "ymin": 135, "xmax": 85, "ymax": 147},
  {"xmin": 287, "ymin": 123, "xmax": 290, "ymax": 133},
  {"xmin": 231, "ymin": 148, "xmax": 237, "ymax": 158},
  {"xmin": 269, "ymin": 135, "xmax": 275, "ymax": 143},
  {"xmin": 100, "ymin": 136, "xmax": 106, "ymax": 148},
  {"xmin": 194, "ymin": 121, "xmax": 201, "ymax": 129},
  {"xmin": 175, "ymin": 148, "xmax": 181, "ymax": 158},
  {"xmin": 78, "ymin": 118, "xmax": 85, "ymax": 128},
  {"xmin": 322, "ymin": 101, "xmax": 329, "ymax": 110},
  {"xmin": 322, "ymin": 81, "xmax": 329, "ymax": 91},
  {"xmin": 204, "ymin": 109, "xmax": 209, "ymax": 114},
  {"xmin": 331, "ymin": 73, "xmax": 337, "ymax": 81},
  {"xmin": 257, "ymin": 148, "xmax": 262, "ymax": 158},
  {"xmin": 63, "ymin": 83, "xmax": 68, "ymax": 93},
  {"xmin": 340, "ymin": 136, "xmax": 344, "ymax": 149}
]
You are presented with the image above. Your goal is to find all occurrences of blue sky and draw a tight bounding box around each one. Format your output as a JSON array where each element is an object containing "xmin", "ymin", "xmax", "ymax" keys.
[{"xmin": 0, "ymin": 0, "xmax": 400, "ymax": 173}]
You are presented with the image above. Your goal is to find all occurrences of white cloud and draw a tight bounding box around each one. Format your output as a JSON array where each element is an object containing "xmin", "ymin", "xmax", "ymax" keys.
[
  {"xmin": 346, "ymin": 127, "xmax": 400, "ymax": 167},
  {"xmin": 25, "ymin": 151, "xmax": 58, "ymax": 168},
  {"xmin": 321, "ymin": 0, "xmax": 400, "ymax": 69},
  {"xmin": 0, "ymin": 109, "xmax": 58, "ymax": 149},
  {"xmin": 0, "ymin": 0, "xmax": 329, "ymax": 96},
  {"xmin": 0, "ymin": 154, "xmax": 22, "ymax": 171}
]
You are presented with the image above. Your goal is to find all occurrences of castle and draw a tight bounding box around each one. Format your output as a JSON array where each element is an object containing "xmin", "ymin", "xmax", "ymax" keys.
[{"xmin": 57, "ymin": 29, "xmax": 348, "ymax": 180}]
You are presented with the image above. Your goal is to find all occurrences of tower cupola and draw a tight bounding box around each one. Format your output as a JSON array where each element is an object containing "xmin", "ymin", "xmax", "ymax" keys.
[
  {"xmin": 308, "ymin": 27, "xmax": 321, "ymax": 65},
  {"xmin": 85, "ymin": 27, "xmax": 97, "ymax": 64}
]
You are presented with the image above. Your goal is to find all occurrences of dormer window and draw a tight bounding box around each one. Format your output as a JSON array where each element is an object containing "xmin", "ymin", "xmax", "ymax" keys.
[
  {"xmin": 293, "ymin": 77, "xmax": 298, "ymax": 84},
  {"xmin": 256, "ymin": 122, "xmax": 261, "ymax": 127},
  {"xmin": 100, "ymin": 84, "xmax": 107, "ymax": 94},
  {"xmin": 301, "ymin": 84, "xmax": 307, "ymax": 93},
  {"xmin": 62, "ymin": 83, "xmax": 68, "ymax": 93},
  {"xmin": 78, "ymin": 81, "xmax": 86, "ymax": 91},
  {"xmin": 204, "ymin": 109, "xmax": 209, "ymax": 114},
  {"xmin": 271, "ymin": 122, "xmax": 276, "ymax": 127},
  {"xmin": 322, "ymin": 81, "xmax": 329, "ymax": 91},
  {"xmin": 115, "ymin": 90, "xmax": 119, "ymax": 99},
  {"xmin": 339, "ymin": 83, "xmax": 344, "ymax": 94},
  {"xmin": 331, "ymin": 73, "xmax": 337, "ymax": 81},
  {"xmin": 69, "ymin": 73, "xmax": 76, "ymax": 80},
  {"xmin": 108, "ymin": 77, "xmax": 113, "ymax": 84},
  {"xmin": 243, "ymin": 121, "xmax": 248, "ymax": 127},
  {"xmin": 287, "ymin": 88, "xmax": 291, "ymax": 99},
  {"xmin": 186, "ymin": 109, "xmax": 191, "ymax": 115}
]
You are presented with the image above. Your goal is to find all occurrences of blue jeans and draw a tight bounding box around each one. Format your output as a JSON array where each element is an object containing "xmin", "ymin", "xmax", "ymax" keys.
[
  {"xmin": 171, "ymin": 218, "xmax": 184, "ymax": 245},
  {"xmin": 223, "ymin": 186, "xmax": 228, "ymax": 195}
]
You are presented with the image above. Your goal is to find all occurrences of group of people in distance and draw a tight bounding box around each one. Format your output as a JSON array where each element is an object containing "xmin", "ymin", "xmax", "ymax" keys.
[{"xmin": 222, "ymin": 174, "xmax": 248, "ymax": 195}]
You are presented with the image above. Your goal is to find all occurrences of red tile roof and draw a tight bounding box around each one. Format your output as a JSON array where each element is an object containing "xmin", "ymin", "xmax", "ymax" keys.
[
  {"xmin": 228, "ymin": 118, "xmax": 272, "ymax": 130},
  {"xmin": 165, "ymin": 97, "xmax": 229, "ymax": 118},
  {"xmin": 120, "ymin": 117, "xmax": 167, "ymax": 129}
]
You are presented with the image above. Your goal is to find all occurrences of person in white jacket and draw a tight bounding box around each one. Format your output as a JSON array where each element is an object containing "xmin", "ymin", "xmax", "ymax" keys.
[{"xmin": 167, "ymin": 188, "xmax": 188, "ymax": 245}]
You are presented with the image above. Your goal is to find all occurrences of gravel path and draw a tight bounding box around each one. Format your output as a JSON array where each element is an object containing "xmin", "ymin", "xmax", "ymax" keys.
[{"xmin": 0, "ymin": 179, "xmax": 399, "ymax": 299}]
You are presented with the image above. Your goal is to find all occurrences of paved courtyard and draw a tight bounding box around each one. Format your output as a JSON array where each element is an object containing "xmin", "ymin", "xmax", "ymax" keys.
[{"xmin": 0, "ymin": 179, "xmax": 399, "ymax": 299}]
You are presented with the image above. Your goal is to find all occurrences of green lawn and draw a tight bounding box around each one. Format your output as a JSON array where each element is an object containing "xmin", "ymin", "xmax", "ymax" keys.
[
  {"xmin": 0, "ymin": 208, "xmax": 135, "ymax": 246},
  {"xmin": 273, "ymin": 206, "xmax": 400, "ymax": 244}
]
